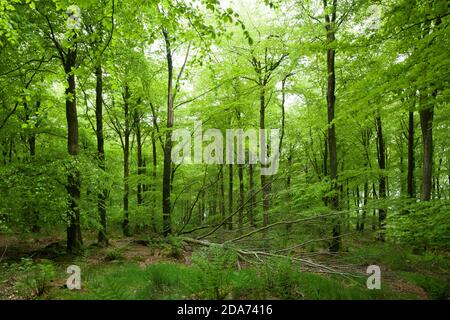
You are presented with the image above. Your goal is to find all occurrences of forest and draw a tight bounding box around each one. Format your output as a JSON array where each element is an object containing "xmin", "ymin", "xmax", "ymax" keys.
[{"xmin": 0, "ymin": 0, "xmax": 449, "ymax": 301}]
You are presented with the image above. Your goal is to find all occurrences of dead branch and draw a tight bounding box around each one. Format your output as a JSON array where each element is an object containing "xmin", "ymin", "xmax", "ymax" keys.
[{"xmin": 181, "ymin": 237, "xmax": 356, "ymax": 278}]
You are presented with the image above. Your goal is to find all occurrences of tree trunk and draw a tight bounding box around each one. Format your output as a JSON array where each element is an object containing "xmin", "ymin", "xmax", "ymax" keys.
[
  {"xmin": 219, "ymin": 165, "xmax": 225, "ymax": 222},
  {"xmin": 419, "ymin": 13, "xmax": 441, "ymax": 201},
  {"xmin": 65, "ymin": 47, "xmax": 83, "ymax": 253},
  {"xmin": 375, "ymin": 115, "xmax": 386, "ymax": 240},
  {"xmin": 324, "ymin": 0, "xmax": 340, "ymax": 252},
  {"xmin": 135, "ymin": 109, "xmax": 144, "ymax": 206},
  {"xmin": 260, "ymin": 85, "xmax": 271, "ymax": 227},
  {"xmin": 228, "ymin": 163, "xmax": 233, "ymax": 230},
  {"xmin": 419, "ymin": 100, "xmax": 434, "ymax": 201},
  {"xmin": 151, "ymin": 130, "xmax": 157, "ymax": 232},
  {"xmin": 248, "ymin": 164, "xmax": 256, "ymax": 228},
  {"xmin": 361, "ymin": 179, "xmax": 368, "ymax": 231},
  {"xmin": 238, "ymin": 163, "xmax": 244, "ymax": 233},
  {"xmin": 122, "ymin": 85, "xmax": 131, "ymax": 236},
  {"xmin": 437, "ymin": 158, "xmax": 442, "ymax": 199},
  {"xmin": 24, "ymin": 101, "xmax": 40, "ymax": 233},
  {"xmin": 407, "ymin": 111, "xmax": 415, "ymax": 199},
  {"xmin": 355, "ymin": 186, "xmax": 360, "ymax": 231},
  {"xmin": 95, "ymin": 66, "xmax": 108, "ymax": 245},
  {"xmin": 162, "ymin": 28, "xmax": 173, "ymax": 236}
]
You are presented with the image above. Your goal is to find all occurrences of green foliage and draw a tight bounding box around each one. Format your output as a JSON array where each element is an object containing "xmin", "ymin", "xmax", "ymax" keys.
[
  {"xmin": 161, "ymin": 236, "xmax": 184, "ymax": 260},
  {"xmin": 0, "ymin": 0, "xmax": 449, "ymax": 302},
  {"xmin": 261, "ymin": 258, "xmax": 304, "ymax": 299},
  {"xmin": 387, "ymin": 201, "xmax": 450, "ymax": 250},
  {"xmin": 230, "ymin": 268, "xmax": 265, "ymax": 299},
  {"xmin": 398, "ymin": 272, "xmax": 450, "ymax": 300},
  {"xmin": 104, "ymin": 248, "xmax": 124, "ymax": 261},
  {"xmin": 191, "ymin": 245, "xmax": 238, "ymax": 299},
  {"xmin": 13, "ymin": 258, "xmax": 56, "ymax": 299}
]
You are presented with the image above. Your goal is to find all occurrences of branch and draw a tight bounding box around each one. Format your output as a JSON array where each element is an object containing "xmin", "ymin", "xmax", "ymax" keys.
[
  {"xmin": 39, "ymin": 11, "xmax": 66, "ymax": 64},
  {"xmin": 100, "ymin": 0, "xmax": 115, "ymax": 56},
  {"xmin": 225, "ymin": 212, "xmax": 341, "ymax": 244},
  {"xmin": 175, "ymin": 76, "xmax": 239, "ymax": 109},
  {"xmin": 197, "ymin": 173, "xmax": 286, "ymax": 240},
  {"xmin": 0, "ymin": 57, "xmax": 46, "ymax": 131},
  {"xmin": 173, "ymin": 41, "xmax": 191, "ymax": 101},
  {"xmin": 149, "ymin": 102, "xmax": 165, "ymax": 151}
]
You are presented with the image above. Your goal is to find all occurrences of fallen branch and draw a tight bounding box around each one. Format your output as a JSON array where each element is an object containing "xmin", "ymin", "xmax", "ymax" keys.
[
  {"xmin": 224, "ymin": 212, "xmax": 341, "ymax": 244},
  {"xmin": 181, "ymin": 237, "xmax": 357, "ymax": 279}
]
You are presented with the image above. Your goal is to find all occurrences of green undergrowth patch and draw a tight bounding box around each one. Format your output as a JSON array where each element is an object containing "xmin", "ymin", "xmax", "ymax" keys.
[
  {"xmin": 396, "ymin": 271, "xmax": 450, "ymax": 300},
  {"xmin": 45, "ymin": 246, "xmax": 416, "ymax": 300}
]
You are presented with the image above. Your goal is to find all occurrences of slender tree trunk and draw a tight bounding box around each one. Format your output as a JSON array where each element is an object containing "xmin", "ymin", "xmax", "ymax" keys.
[
  {"xmin": 135, "ymin": 109, "xmax": 144, "ymax": 206},
  {"xmin": 361, "ymin": 128, "xmax": 371, "ymax": 232},
  {"xmin": 324, "ymin": 0, "xmax": 340, "ymax": 252},
  {"xmin": 407, "ymin": 111, "xmax": 416, "ymax": 199},
  {"xmin": 287, "ymin": 150, "xmax": 292, "ymax": 190},
  {"xmin": 376, "ymin": 115, "xmax": 387, "ymax": 240},
  {"xmin": 151, "ymin": 130, "xmax": 157, "ymax": 232},
  {"xmin": 95, "ymin": 66, "xmax": 108, "ymax": 245},
  {"xmin": 323, "ymin": 134, "xmax": 328, "ymax": 180},
  {"xmin": 8, "ymin": 138, "xmax": 13, "ymax": 163},
  {"xmin": 399, "ymin": 134, "xmax": 404, "ymax": 196},
  {"xmin": 122, "ymin": 85, "xmax": 131, "ymax": 236},
  {"xmin": 162, "ymin": 28, "xmax": 173, "ymax": 236},
  {"xmin": 361, "ymin": 180, "xmax": 368, "ymax": 231},
  {"xmin": 219, "ymin": 165, "xmax": 225, "ymax": 222},
  {"xmin": 355, "ymin": 186, "xmax": 360, "ymax": 231},
  {"xmin": 419, "ymin": 96, "xmax": 434, "ymax": 201},
  {"xmin": 259, "ymin": 85, "xmax": 271, "ymax": 227},
  {"xmin": 372, "ymin": 183, "xmax": 377, "ymax": 230},
  {"xmin": 24, "ymin": 101, "xmax": 40, "ymax": 232},
  {"xmin": 437, "ymin": 158, "xmax": 442, "ymax": 199},
  {"xmin": 238, "ymin": 163, "xmax": 244, "ymax": 233},
  {"xmin": 248, "ymin": 164, "xmax": 256, "ymax": 227},
  {"xmin": 419, "ymin": 13, "xmax": 441, "ymax": 201},
  {"xmin": 65, "ymin": 47, "xmax": 83, "ymax": 253},
  {"xmin": 228, "ymin": 163, "xmax": 233, "ymax": 230}
]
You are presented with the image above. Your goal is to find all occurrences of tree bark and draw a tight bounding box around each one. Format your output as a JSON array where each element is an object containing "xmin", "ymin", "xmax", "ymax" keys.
[
  {"xmin": 24, "ymin": 101, "xmax": 40, "ymax": 232},
  {"xmin": 151, "ymin": 130, "xmax": 157, "ymax": 232},
  {"xmin": 375, "ymin": 115, "xmax": 387, "ymax": 240},
  {"xmin": 135, "ymin": 108, "xmax": 144, "ymax": 206},
  {"xmin": 248, "ymin": 164, "xmax": 256, "ymax": 228},
  {"xmin": 407, "ymin": 111, "xmax": 415, "ymax": 199},
  {"xmin": 122, "ymin": 85, "xmax": 131, "ymax": 236},
  {"xmin": 238, "ymin": 163, "xmax": 244, "ymax": 233},
  {"xmin": 228, "ymin": 163, "xmax": 233, "ymax": 230},
  {"xmin": 65, "ymin": 46, "xmax": 83, "ymax": 253},
  {"xmin": 219, "ymin": 164, "xmax": 225, "ymax": 222},
  {"xmin": 95, "ymin": 66, "xmax": 108, "ymax": 245},
  {"xmin": 324, "ymin": 0, "xmax": 340, "ymax": 252},
  {"xmin": 260, "ymin": 85, "xmax": 271, "ymax": 227},
  {"xmin": 162, "ymin": 28, "xmax": 173, "ymax": 236},
  {"xmin": 419, "ymin": 98, "xmax": 434, "ymax": 201}
]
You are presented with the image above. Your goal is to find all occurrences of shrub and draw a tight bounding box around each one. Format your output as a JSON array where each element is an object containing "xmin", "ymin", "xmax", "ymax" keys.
[
  {"xmin": 261, "ymin": 258, "xmax": 304, "ymax": 299},
  {"xmin": 105, "ymin": 248, "xmax": 124, "ymax": 261},
  {"xmin": 161, "ymin": 236, "xmax": 183, "ymax": 259},
  {"xmin": 14, "ymin": 258, "xmax": 56, "ymax": 299},
  {"xmin": 192, "ymin": 245, "xmax": 237, "ymax": 299}
]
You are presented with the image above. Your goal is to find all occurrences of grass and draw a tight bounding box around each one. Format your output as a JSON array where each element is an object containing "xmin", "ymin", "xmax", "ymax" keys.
[
  {"xmin": 1, "ymin": 234, "xmax": 448, "ymax": 300},
  {"xmin": 43, "ymin": 259, "xmax": 415, "ymax": 300},
  {"xmin": 397, "ymin": 272, "xmax": 450, "ymax": 300},
  {"xmin": 340, "ymin": 240, "xmax": 450, "ymax": 299}
]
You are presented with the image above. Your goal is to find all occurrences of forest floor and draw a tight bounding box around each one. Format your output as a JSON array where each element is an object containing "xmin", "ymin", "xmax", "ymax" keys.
[{"xmin": 0, "ymin": 232, "xmax": 449, "ymax": 300}]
